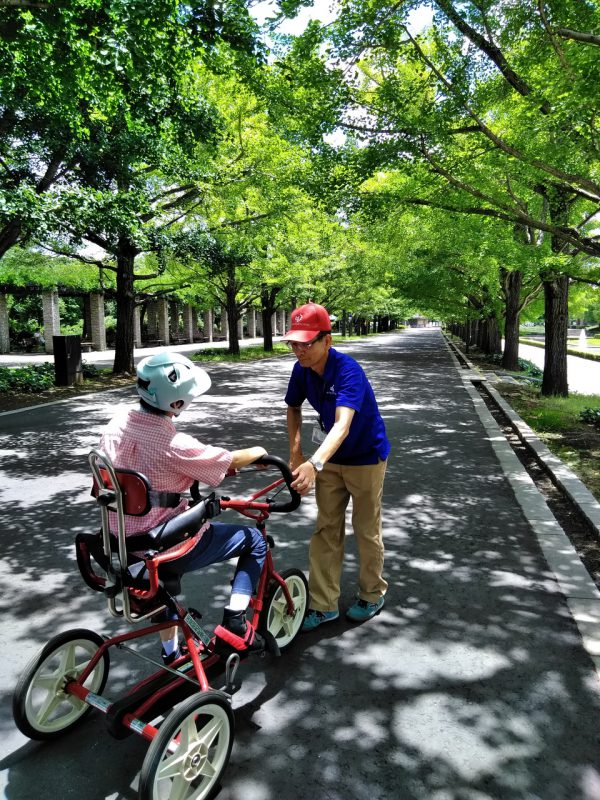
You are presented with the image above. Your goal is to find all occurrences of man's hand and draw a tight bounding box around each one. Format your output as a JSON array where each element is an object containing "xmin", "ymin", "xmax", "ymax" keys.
[{"xmin": 290, "ymin": 461, "xmax": 317, "ymax": 496}]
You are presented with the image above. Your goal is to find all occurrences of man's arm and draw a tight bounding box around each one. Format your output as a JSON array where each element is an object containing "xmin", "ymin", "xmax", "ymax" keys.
[
  {"xmin": 287, "ymin": 405, "xmax": 304, "ymax": 469},
  {"xmin": 291, "ymin": 406, "xmax": 355, "ymax": 496}
]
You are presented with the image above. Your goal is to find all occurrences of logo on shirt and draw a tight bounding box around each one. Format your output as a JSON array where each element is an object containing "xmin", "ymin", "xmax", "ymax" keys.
[{"xmin": 326, "ymin": 384, "xmax": 336, "ymax": 396}]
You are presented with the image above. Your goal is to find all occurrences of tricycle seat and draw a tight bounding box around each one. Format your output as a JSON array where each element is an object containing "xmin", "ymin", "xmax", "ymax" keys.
[{"xmin": 81, "ymin": 448, "xmax": 221, "ymax": 623}]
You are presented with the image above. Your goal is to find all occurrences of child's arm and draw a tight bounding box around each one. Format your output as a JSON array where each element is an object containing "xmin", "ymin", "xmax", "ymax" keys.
[{"xmin": 230, "ymin": 446, "xmax": 268, "ymax": 470}]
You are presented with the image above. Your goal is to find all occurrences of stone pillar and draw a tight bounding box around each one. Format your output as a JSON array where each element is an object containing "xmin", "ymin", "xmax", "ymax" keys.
[
  {"xmin": 256, "ymin": 311, "xmax": 263, "ymax": 336},
  {"xmin": 278, "ymin": 309, "xmax": 286, "ymax": 336},
  {"xmin": 182, "ymin": 304, "xmax": 194, "ymax": 342},
  {"xmin": 221, "ymin": 308, "xmax": 228, "ymax": 340},
  {"xmin": 247, "ymin": 308, "xmax": 256, "ymax": 338},
  {"xmin": 203, "ymin": 309, "xmax": 213, "ymax": 343},
  {"xmin": 0, "ymin": 293, "xmax": 9, "ymax": 354},
  {"xmin": 271, "ymin": 313, "xmax": 277, "ymax": 335},
  {"xmin": 237, "ymin": 316, "xmax": 244, "ymax": 340},
  {"xmin": 133, "ymin": 305, "xmax": 142, "ymax": 348},
  {"xmin": 146, "ymin": 301, "xmax": 159, "ymax": 341},
  {"xmin": 157, "ymin": 297, "xmax": 170, "ymax": 345},
  {"xmin": 169, "ymin": 300, "xmax": 180, "ymax": 339},
  {"xmin": 191, "ymin": 307, "xmax": 199, "ymax": 341},
  {"xmin": 82, "ymin": 295, "xmax": 92, "ymax": 341},
  {"xmin": 42, "ymin": 290, "xmax": 60, "ymax": 353},
  {"xmin": 89, "ymin": 292, "xmax": 107, "ymax": 351}
]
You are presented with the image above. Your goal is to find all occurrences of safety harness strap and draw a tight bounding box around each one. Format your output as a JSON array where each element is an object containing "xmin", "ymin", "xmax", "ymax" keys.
[{"xmin": 148, "ymin": 490, "xmax": 181, "ymax": 508}]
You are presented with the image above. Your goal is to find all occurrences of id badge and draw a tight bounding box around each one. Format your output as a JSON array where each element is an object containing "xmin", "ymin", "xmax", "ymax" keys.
[{"xmin": 312, "ymin": 424, "xmax": 326, "ymax": 444}]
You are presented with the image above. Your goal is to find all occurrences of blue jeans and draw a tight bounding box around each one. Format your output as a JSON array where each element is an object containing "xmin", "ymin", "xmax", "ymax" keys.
[{"xmin": 165, "ymin": 521, "xmax": 267, "ymax": 597}]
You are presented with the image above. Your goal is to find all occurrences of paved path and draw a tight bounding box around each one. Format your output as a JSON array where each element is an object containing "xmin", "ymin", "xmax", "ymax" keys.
[
  {"xmin": 3, "ymin": 334, "xmax": 599, "ymax": 396},
  {"xmin": 0, "ymin": 337, "xmax": 283, "ymax": 370},
  {"xmin": 1, "ymin": 330, "xmax": 600, "ymax": 800}
]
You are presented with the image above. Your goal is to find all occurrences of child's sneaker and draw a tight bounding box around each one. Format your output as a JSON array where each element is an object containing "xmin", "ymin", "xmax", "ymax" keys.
[
  {"xmin": 161, "ymin": 643, "xmax": 188, "ymax": 666},
  {"xmin": 301, "ymin": 609, "xmax": 339, "ymax": 632},
  {"xmin": 214, "ymin": 609, "xmax": 264, "ymax": 653}
]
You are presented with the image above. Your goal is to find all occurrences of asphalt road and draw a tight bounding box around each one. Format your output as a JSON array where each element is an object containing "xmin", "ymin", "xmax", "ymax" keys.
[{"xmin": 2, "ymin": 330, "xmax": 600, "ymax": 800}]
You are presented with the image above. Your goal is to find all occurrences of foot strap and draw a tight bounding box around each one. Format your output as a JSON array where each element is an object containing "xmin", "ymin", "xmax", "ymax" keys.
[{"xmin": 214, "ymin": 623, "xmax": 256, "ymax": 652}]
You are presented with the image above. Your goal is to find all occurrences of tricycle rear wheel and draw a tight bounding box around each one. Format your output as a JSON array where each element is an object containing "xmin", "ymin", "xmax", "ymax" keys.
[{"xmin": 13, "ymin": 628, "xmax": 110, "ymax": 740}]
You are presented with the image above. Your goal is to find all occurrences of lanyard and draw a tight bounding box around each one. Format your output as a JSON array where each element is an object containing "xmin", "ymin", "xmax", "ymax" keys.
[{"xmin": 316, "ymin": 373, "xmax": 332, "ymax": 432}]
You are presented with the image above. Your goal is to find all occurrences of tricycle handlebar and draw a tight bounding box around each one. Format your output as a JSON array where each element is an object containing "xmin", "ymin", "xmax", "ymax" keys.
[{"xmin": 253, "ymin": 454, "xmax": 301, "ymax": 513}]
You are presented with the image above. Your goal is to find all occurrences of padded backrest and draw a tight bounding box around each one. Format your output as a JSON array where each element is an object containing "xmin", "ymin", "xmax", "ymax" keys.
[{"xmin": 92, "ymin": 467, "xmax": 152, "ymax": 516}]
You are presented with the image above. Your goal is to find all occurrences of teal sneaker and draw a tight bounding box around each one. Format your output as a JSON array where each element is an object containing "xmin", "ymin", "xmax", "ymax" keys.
[
  {"xmin": 302, "ymin": 609, "xmax": 339, "ymax": 632},
  {"xmin": 346, "ymin": 596, "xmax": 385, "ymax": 622}
]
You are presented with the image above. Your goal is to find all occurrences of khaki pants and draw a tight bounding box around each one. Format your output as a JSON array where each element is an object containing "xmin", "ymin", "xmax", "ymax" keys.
[{"xmin": 308, "ymin": 459, "xmax": 388, "ymax": 611}]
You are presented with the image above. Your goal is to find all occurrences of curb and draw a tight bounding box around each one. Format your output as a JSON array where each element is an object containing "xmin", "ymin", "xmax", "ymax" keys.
[
  {"xmin": 485, "ymin": 383, "xmax": 600, "ymax": 535},
  {"xmin": 444, "ymin": 338, "xmax": 600, "ymax": 678}
]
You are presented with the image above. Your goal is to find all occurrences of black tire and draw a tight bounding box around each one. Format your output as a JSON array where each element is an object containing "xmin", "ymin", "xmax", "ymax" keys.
[
  {"xmin": 139, "ymin": 691, "xmax": 234, "ymax": 800},
  {"xmin": 13, "ymin": 628, "xmax": 110, "ymax": 740},
  {"xmin": 259, "ymin": 567, "xmax": 308, "ymax": 652}
]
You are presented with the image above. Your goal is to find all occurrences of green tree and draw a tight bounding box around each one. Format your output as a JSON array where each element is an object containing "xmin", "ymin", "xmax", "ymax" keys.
[
  {"xmin": 1, "ymin": 1, "xmax": 265, "ymax": 372},
  {"xmin": 145, "ymin": 73, "xmax": 350, "ymax": 356},
  {"xmin": 280, "ymin": 0, "xmax": 600, "ymax": 393}
]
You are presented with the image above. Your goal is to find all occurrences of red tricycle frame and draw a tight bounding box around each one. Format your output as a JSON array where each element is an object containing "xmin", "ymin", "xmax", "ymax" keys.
[{"xmin": 12, "ymin": 449, "xmax": 308, "ymax": 800}]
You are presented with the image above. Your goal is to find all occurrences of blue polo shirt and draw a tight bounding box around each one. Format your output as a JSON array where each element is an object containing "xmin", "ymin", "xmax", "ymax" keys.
[{"xmin": 285, "ymin": 348, "xmax": 390, "ymax": 466}]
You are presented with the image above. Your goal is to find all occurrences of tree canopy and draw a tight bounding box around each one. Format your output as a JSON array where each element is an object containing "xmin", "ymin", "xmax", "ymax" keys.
[{"xmin": 2, "ymin": 0, "xmax": 599, "ymax": 392}]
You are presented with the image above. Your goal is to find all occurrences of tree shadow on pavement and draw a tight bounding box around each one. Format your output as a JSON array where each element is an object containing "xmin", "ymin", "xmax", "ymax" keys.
[{"xmin": 2, "ymin": 332, "xmax": 600, "ymax": 800}]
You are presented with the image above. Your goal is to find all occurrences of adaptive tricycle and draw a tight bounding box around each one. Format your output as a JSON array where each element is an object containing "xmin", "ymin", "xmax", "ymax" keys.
[{"xmin": 13, "ymin": 449, "xmax": 307, "ymax": 800}]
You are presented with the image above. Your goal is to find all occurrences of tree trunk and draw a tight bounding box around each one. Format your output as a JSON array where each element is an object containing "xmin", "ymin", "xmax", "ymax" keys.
[
  {"xmin": 476, "ymin": 319, "xmax": 484, "ymax": 350},
  {"xmin": 542, "ymin": 275, "xmax": 569, "ymax": 396},
  {"xmin": 261, "ymin": 285, "xmax": 279, "ymax": 352},
  {"xmin": 542, "ymin": 188, "xmax": 571, "ymax": 396},
  {"xmin": 502, "ymin": 269, "xmax": 522, "ymax": 371},
  {"xmin": 225, "ymin": 274, "xmax": 240, "ymax": 357},
  {"xmin": 112, "ymin": 243, "xmax": 137, "ymax": 374},
  {"xmin": 483, "ymin": 315, "xmax": 502, "ymax": 355},
  {"xmin": 0, "ymin": 221, "xmax": 23, "ymax": 259}
]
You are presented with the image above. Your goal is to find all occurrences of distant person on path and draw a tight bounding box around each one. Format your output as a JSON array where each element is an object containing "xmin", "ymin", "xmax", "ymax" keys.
[
  {"xmin": 99, "ymin": 352, "xmax": 267, "ymax": 663},
  {"xmin": 283, "ymin": 303, "xmax": 390, "ymax": 631}
]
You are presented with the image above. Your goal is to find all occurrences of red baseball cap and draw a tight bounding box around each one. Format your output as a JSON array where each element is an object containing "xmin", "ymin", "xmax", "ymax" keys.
[{"xmin": 283, "ymin": 303, "xmax": 332, "ymax": 343}]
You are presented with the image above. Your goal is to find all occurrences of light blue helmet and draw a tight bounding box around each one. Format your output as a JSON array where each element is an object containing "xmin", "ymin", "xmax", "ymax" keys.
[{"xmin": 136, "ymin": 352, "xmax": 211, "ymax": 416}]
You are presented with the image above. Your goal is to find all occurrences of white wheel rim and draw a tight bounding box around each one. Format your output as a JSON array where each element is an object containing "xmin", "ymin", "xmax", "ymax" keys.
[
  {"xmin": 267, "ymin": 576, "xmax": 306, "ymax": 648},
  {"xmin": 152, "ymin": 702, "xmax": 231, "ymax": 800},
  {"xmin": 25, "ymin": 638, "xmax": 104, "ymax": 734}
]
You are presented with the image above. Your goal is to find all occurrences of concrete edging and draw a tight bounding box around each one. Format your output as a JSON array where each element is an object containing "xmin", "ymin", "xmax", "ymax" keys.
[
  {"xmin": 444, "ymin": 338, "xmax": 600, "ymax": 677},
  {"xmin": 484, "ymin": 383, "xmax": 600, "ymax": 535}
]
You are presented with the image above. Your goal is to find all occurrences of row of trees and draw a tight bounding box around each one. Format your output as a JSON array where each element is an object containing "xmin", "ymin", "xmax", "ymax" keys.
[
  {"xmin": 0, "ymin": 0, "xmax": 410, "ymax": 371},
  {"xmin": 276, "ymin": 0, "xmax": 600, "ymax": 395},
  {"xmin": 2, "ymin": 1, "xmax": 599, "ymax": 393}
]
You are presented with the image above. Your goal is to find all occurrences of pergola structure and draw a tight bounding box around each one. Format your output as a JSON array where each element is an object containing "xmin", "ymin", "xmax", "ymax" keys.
[{"xmin": 0, "ymin": 285, "xmax": 291, "ymax": 354}]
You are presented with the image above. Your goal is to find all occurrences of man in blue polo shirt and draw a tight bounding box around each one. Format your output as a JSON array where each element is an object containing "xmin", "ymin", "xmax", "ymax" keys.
[{"xmin": 283, "ymin": 302, "xmax": 390, "ymax": 630}]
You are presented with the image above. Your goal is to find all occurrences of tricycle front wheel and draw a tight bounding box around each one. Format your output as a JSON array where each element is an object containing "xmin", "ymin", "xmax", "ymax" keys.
[
  {"xmin": 139, "ymin": 691, "xmax": 234, "ymax": 800},
  {"xmin": 260, "ymin": 567, "xmax": 308, "ymax": 652}
]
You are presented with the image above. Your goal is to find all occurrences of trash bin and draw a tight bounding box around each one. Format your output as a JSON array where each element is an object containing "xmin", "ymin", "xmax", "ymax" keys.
[{"xmin": 53, "ymin": 335, "xmax": 83, "ymax": 386}]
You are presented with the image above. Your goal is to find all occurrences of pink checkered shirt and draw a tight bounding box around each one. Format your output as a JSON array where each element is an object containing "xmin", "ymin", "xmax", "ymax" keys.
[{"xmin": 99, "ymin": 406, "xmax": 233, "ymax": 536}]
